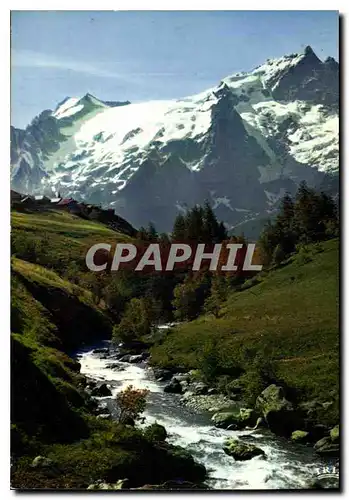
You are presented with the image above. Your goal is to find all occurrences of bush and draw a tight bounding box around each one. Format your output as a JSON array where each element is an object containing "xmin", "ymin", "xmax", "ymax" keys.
[
  {"xmin": 200, "ymin": 340, "xmax": 220, "ymax": 383},
  {"xmin": 113, "ymin": 297, "xmax": 154, "ymax": 343},
  {"xmin": 172, "ymin": 273, "xmax": 210, "ymax": 321},
  {"xmin": 116, "ymin": 385, "xmax": 149, "ymax": 423},
  {"xmin": 272, "ymin": 244, "xmax": 286, "ymax": 266}
]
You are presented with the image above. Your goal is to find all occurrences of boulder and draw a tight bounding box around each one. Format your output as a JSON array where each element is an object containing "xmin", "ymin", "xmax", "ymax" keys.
[
  {"xmin": 212, "ymin": 411, "xmax": 240, "ymax": 429},
  {"xmin": 93, "ymin": 348, "xmax": 109, "ymax": 354},
  {"xmin": 107, "ymin": 362, "xmax": 125, "ymax": 371},
  {"xmin": 190, "ymin": 382, "xmax": 209, "ymax": 395},
  {"xmin": 144, "ymin": 423, "xmax": 167, "ymax": 442},
  {"xmin": 223, "ymin": 438, "xmax": 266, "ymax": 461},
  {"xmin": 330, "ymin": 425, "xmax": 339, "ymax": 444},
  {"xmin": 227, "ymin": 424, "xmax": 240, "ymax": 431},
  {"xmin": 309, "ymin": 474, "xmax": 339, "ymax": 489},
  {"xmin": 87, "ymin": 479, "xmax": 129, "ymax": 490},
  {"xmin": 91, "ymin": 383, "xmax": 112, "ymax": 397},
  {"xmin": 117, "ymin": 340, "xmax": 150, "ymax": 354},
  {"xmin": 212, "ymin": 408, "xmax": 258, "ymax": 429},
  {"xmin": 255, "ymin": 384, "xmax": 298, "ymax": 436},
  {"xmin": 227, "ymin": 379, "xmax": 243, "ymax": 398},
  {"xmin": 118, "ymin": 354, "xmax": 133, "ymax": 363},
  {"xmin": 246, "ymin": 416, "xmax": 266, "ymax": 431},
  {"xmin": 173, "ymin": 373, "xmax": 190, "ymax": 383},
  {"xmin": 309, "ymin": 424, "xmax": 330, "ymax": 442},
  {"xmin": 291, "ymin": 430, "xmax": 310, "ymax": 443},
  {"xmin": 164, "ymin": 379, "xmax": 183, "ymax": 394},
  {"xmin": 31, "ymin": 456, "xmax": 55, "ymax": 468},
  {"xmin": 188, "ymin": 369, "xmax": 201, "ymax": 381},
  {"xmin": 86, "ymin": 379, "xmax": 97, "ymax": 390},
  {"xmin": 128, "ymin": 354, "xmax": 144, "ymax": 363},
  {"xmin": 314, "ymin": 436, "xmax": 340, "ymax": 457},
  {"xmin": 97, "ymin": 413, "xmax": 111, "ymax": 420},
  {"xmin": 152, "ymin": 368, "xmax": 173, "ymax": 381},
  {"xmin": 31, "ymin": 456, "xmax": 60, "ymax": 477},
  {"xmin": 238, "ymin": 408, "xmax": 259, "ymax": 427},
  {"xmin": 134, "ymin": 480, "xmax": 209, "ymax": 490}
]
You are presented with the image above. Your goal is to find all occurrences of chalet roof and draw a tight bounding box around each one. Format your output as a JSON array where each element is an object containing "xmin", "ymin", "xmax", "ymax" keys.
[
  {"xmin": 57, "ymin": 198, "xmax": 76, "ymax": 206},
  {"xmin": 34, "ymin": 195, "xmax": 50, "ymax": 201},
  {"xmin": 21, "ymin": 196, "xmax": 34, "ymax": 203}
]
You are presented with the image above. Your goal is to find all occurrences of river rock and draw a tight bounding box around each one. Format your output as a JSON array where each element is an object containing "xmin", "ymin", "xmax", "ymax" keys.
[
  {"xmin": 309, "ymin": 424, "xmax": 330, "ymax": 442},
  {"xmin": 91, "ymin": 383, "xmax": 112, "ymax": 397},
  {"xmin": 118, "ymin": 340, "xmax": 150, "ymax": 354},
  {"xmin": 212, "ymin": 408, "xmax": 257, "ymax": 429},
  {"xmin": 255, "ymin": 384, "xmax": 298, "ymax": 436},
  {"xmin": 330, "ymin": 425, "xmax": 339, "ymax": 443},
  {"xmin": 212, "ymin": 411, "xmax": 239, "ymax": 429},
  {"xmin": 152, "ymin": 368, "xmax": 173, "ymax": 381},
  {"xmin": 97, "ymin": 413, "xmax": 111, "ymax": 420},
  {"xmin": 87, "ymin": 479, "xmax": 129, "ymax": 490},
  {"xmin": 128, "ymin": 354, "xmax": 144, "ymax": 363},
  {"xmin": 238, "ymin": 408, "xmax": 259, "ymax": 427},
  {"xmin": 31, "ymin": 456, "xmax": 60, "ymax": 477},
  {"xmin": 246, "ymin": 417, "xmax": 266, "ymax": 431},
  {"xmin": 144, "ymin": 423, "xmax": 167, "ymax": 442},
  {"xmin": 118, "ymin": 354, "xmax": 133, "ymax": 363},
  {"xmin": 190, "ymin": 382, "xmax": 209, "ymax": 395},
  {"xmin": 31, "ymin": 456, "xmax": 55, "ymax": 468},
  {"xmin": 314, "ymin": 436, "xmax": 340, "ymax": 457},
  {"xmin": 291, "ymin": 430, "xmax": 310, "ymax": 443},
  {"xmin": 86, "ymin": 379, "xmax": 97, "ymax": 390},
  {"xmin": 223, "ymin": 438, "xmax": 266, "ymax": 461},
  {"xmin": 133, "ymin": 480, "xmax": 209, "ymax": 490},
  {"xmin": 226, "ymin": 379, "xmax": 243, "ymax": 398},
  {"xmin": 164, "ymin": 379, "xmax": 183, "ymax": 394},
  {"xmin": 93, "ymin": 348, "xmax": 109, "ymax": 355},
  {"xmin": 309, "ymin": 475, "xmax": 339, "ymax": 489},
  {"xmin": 107, "ymin": 362, "xmax": 125, "ymax": 371}
]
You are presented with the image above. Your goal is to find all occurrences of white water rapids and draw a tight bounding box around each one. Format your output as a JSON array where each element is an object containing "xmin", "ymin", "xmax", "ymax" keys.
[{"xmin": 77, "ymin": 343, "xmax": 326, "ymax": 490}]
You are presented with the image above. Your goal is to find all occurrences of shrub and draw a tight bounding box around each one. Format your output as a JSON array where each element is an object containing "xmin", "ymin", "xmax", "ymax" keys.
[
  {"xmin": 116, "ymin": 385, "xmax": 149, "ymax": 424},
  {"xmin": 200, "ymin": 340, "xmax": 220, "ymax": 383},
  {"xmin": 272, "ymin": 244, "xmax": 286, "ymax": 266},
  {"xmin": 113, "ymin": 297, "xmax": 154, "ymax": 343}
]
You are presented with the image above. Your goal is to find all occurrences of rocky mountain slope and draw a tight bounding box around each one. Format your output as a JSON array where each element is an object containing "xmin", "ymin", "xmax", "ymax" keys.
[{"xmin": 11, "ymin": 46, "xmax": 339, "ymax": 236}]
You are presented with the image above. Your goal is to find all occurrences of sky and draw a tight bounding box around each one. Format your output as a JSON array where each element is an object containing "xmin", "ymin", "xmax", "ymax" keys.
[{"xmin": 11, "ymin": 10, "xmax": 339, "ymax": 129}]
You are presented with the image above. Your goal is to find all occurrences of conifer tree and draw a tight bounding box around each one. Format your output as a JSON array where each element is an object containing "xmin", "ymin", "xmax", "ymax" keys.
[{"xmin": 172, "ymin": 213, "xmax": 187, "ymax": 241}]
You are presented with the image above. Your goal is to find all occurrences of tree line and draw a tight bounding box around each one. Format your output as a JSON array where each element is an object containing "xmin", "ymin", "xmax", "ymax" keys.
[
  {"xmin": 12, "ymin": 185, "xmax": 338, "ymax": 346},
  {"xmin": 258, "ymin": 181, "xmax": 339, "ymax": 266}
]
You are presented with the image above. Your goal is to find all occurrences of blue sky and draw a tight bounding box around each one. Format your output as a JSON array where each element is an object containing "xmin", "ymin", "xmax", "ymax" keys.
[{"xmin": 11, "ymin": 10, "xmax": 339, "ymax": 129}]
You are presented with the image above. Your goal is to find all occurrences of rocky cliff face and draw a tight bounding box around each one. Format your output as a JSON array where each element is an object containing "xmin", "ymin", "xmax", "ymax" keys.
[{"xmin": 11, "ymin": 47, "xmax": 338, "ymax": 236}]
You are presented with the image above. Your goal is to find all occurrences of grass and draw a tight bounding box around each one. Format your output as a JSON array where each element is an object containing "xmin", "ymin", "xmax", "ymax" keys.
[
  {"xmin": 11, "ymin": 208, "xmax": 133, "ymax": 271},
  {"xmin": 11, "ymin": 257, "xmax": 112, "ymax": 350},
  {"xmin": 10, "ymin": 208, "xmax": 208, "ymax": 490},
  {"xmin": 151, "ymin": 239, "xmax": 339, "ymax": 422}
]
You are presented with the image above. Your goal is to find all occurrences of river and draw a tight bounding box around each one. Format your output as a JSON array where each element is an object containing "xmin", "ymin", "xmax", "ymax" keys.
[{"xmin": 77, "ymin": 342, "xmax": 327, "ymax": 490}]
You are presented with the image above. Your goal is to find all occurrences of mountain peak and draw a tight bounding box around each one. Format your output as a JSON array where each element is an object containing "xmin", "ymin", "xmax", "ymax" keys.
[
  {"xmin": 301, "ymin": 45, "xmax": 322, "ymax": 65},
  {"xmin": 304, "ymin": 45, "xmax": 315, "ymax": 56}
]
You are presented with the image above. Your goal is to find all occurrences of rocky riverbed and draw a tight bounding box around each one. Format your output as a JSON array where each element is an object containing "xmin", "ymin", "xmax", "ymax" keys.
[{"xmin": 77, "ymin": 341, "xmax": 339, "ymax": 490}]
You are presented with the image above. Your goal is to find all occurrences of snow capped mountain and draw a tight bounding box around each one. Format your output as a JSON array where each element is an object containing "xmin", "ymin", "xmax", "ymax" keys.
[{"xmin": 11, "ymin": 47, "xmax": 339, "ymax": 236}]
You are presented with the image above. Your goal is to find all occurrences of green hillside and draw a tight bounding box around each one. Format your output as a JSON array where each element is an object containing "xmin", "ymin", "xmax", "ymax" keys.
[
  {"xmin": 151, "ymin": 239, "xmax": 339, "ymax": 425},
  {"xmin": 11, "ymin": 208, "xmax": 207, "ymax": 489}
]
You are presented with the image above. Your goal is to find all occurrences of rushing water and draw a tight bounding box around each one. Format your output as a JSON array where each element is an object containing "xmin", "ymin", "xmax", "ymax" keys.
[{"xmin": 77, "ymin": 342, "xmax": 327, "ymax": 490}]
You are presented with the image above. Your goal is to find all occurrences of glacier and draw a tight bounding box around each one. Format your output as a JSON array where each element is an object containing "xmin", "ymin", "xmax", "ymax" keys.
[{"xmin": 11, "ymin": 46, "xmax": 339, "ymax": 237}]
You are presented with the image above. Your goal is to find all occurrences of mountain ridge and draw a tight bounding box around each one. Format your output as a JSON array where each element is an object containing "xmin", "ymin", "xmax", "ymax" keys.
[{"xmin": 11, "ymin": 46, "xmax": 339, "ymax": 236}]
